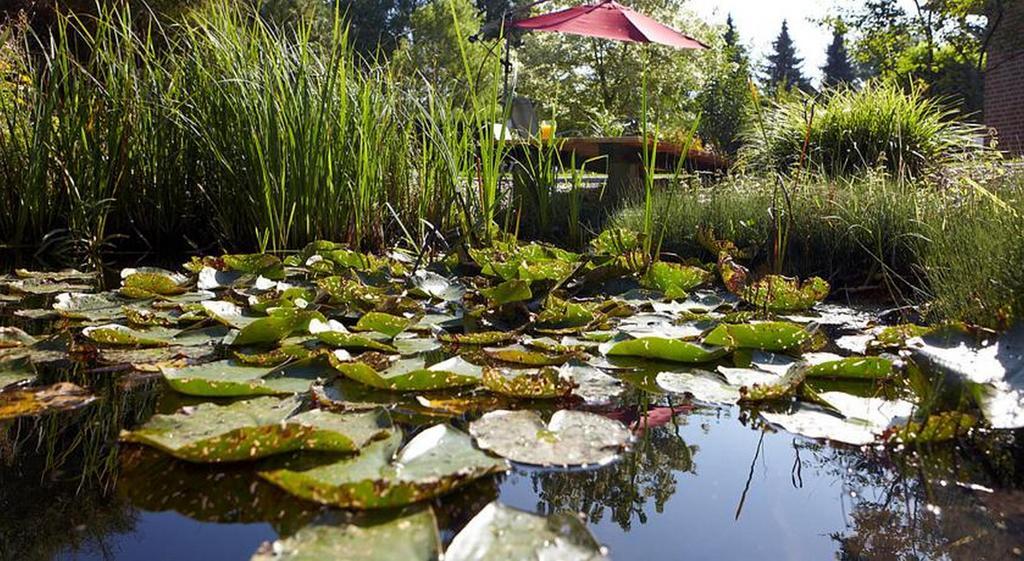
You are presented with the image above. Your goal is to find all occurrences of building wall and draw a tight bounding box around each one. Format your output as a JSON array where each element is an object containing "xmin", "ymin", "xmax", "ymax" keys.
[{"xmin": 986, "ymin": 0, "xmax": 1024, "ymax": 155}]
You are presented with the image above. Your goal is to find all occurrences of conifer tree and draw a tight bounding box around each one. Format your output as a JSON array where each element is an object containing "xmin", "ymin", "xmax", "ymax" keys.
[
  {"xmin": 763, "ymin": 20, "xmax": 811, "ymax": 91},
  {"xmin": 821, "ymin": 28, "xmax": 856, "ymax": 87}
]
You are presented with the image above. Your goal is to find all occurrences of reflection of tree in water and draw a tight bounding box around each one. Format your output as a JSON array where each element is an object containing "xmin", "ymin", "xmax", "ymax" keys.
[
  {"xmin": 528, "ymin": 422, "xmax": 697, "ymax": 531},
  {"xmin": 801, "ymin": 433, "xmax": 1024, "ymax": 561}
]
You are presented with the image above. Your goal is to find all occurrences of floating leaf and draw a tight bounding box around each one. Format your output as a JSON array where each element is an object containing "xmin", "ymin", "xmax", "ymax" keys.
[
  {"xmin": 53, "ymin": 292, "xmax": 127, "ymax": 322},
  {"xmin": 469, "ymin": 409, "xmax": 630, "ymax": 467},
  {"xmin": 656, "ymin": 370, "xmax": 741, "ymax": 404},
  {"xmin": 354, "ymin": 312, "xmax": 412, "ymax": 338},
  {"xmin": 251, "ymin": 507, "xmax": 441, "ymax": 561},
  {"xmin": 120, "ymin": 268, "xmax": 189, "ymax": 298},
  {"xmin": 559, "ymin": 363, "xmax": 624, "ymax": 405},
  {"xmin": 0, "ymin": 327, "xmax": 36, "ymax": 348},
  {"xmin": 483, "ymin": 345, "xmax": 575, "ymax": 366},
  {"xmin": 329, "ymin": 352, "xmax": 482, "ymax": 391},
  {"xmin": 480, "ymin": 280, "xmax": 532, "ymax": 306},
  {"xmin": 703, "ymin": 321, "xmax": 810, "ymax": 351},
  {"xmin": 590, "ymin": 228, "xmax": 641, "ymax": 256},
  {"xmin": 641, "ymin": 262, "xmax": 711, "ymax": 299},
  {"xmin": 871, "ymin": 324, "xmax": 933, "ymax": 350},
  {"xmin": 763, "ymin": 391, "xmax": 916, "ymax": 444},
  {"xmin": 803, "ymin": 353, "xmax": 894, "ymax": 380},
  {"xmin": 121, "ymin": 397, "xmax": 391, "ymax": 462},
  {"xmin": 739, "ymin": 275, "xmax": 829, "ymax": 312},
  {"xmin": 481, "ymin": 366, "xmax": 574, "ymax": 399},
  {"xmin": 438, "ymin": 331, "xmax": 517, "ymax": 346},
  {"xmin": 446, "ymin": 501, "xmax": 608, "ymax": 561},
  {"xmin": 0, "ymin": 382, "xmax": 96, "ymax": 421},
  {"xmin": 603, "ymin": 337, "xmax": 728, "ymax": 363},
  {"xmin": 161, "ymin": 359, "xmax": 332, "ymax": 397},
  {"xmin": 259, "ymin": 424, "xmax": 507, "ymax": 509},
  {"xmin": 222, "ymin": 254, "xmax": 285, "ymax": 280},
  {"xmin": 230, "ymin": 309, "xmax": 327, "ymax": 347},
  {"xmin": 410, "ymin": 270, "xmax": 465, "ymax": 302},
  {"xmin": 317, "ymin": 331, "xmax": 398, "ymax": 353}
]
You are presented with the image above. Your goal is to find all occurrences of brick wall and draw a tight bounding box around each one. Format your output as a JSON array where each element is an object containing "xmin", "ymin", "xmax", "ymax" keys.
[{"xmin": 986, "ymin": 0, "xmax": 1024, "ymax": 156}]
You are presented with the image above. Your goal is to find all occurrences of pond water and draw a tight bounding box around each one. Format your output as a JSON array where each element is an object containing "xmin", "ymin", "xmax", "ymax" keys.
[{"xmin": 1, "ymin": 246, "xmax": 1022, "ymax": 561}]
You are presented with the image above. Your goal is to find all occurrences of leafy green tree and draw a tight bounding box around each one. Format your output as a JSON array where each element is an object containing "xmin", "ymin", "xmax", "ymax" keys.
[
  {"xmin": 835, "ymin": 0, "xmax": 989, "ymax": 115},
  {"xmin": 822, "ymin": 28, "xmax": 856, "ymax": 87},
  {"xmin": 514, "ymin": 0, "xmax": 716, "ymax": 134},
  {"xmin": 763, "ymin": 20, "xmax": 811, "ymax": 92},
  {"xmin": 697, "ymin": 14, "xmax": 751, "ymax": 154}
]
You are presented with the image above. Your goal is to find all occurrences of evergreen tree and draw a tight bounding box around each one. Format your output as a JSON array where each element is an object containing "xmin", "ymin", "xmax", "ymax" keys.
[
  {"xmin": 763, "ymin": 20, "xmax": 810, "ymax": 91},
  {"xmin": 821, "ymin": 29, "xmax": 856, "ymax": 87},
  {"xmin": 697, "ymin": 14, "xmax": 752, "ymax": 154},
  {"xmin": 723, "ymin": 14, "xmax": 745, "ymax": 65}
]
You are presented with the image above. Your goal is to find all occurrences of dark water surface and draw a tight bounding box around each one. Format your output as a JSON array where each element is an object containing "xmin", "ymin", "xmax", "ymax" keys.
[{"xmin": 3, "ymin": 384, "xmax": 1017, "ymax": 561}]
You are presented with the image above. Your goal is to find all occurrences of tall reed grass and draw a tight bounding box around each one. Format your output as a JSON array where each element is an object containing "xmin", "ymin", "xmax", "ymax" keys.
[{"xmin": 0, "ymin": 1, "xmax": 505, "ymax": 259}]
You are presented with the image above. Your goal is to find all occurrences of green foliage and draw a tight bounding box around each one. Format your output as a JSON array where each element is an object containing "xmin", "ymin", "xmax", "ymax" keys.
[
  {"xmin": 762, "ymin": 20, "xmax": 811, "ymax": 92},
  {"xmin": 821, "ymin": 29, "xmax": 856, "ymax": 87},
  {"xmin": 740, "ymin": 81, "xmax": 991, "ymax": 180}
]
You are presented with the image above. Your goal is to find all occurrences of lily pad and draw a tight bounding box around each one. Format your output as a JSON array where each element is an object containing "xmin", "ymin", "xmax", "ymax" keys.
[
  {"xmin": 222, "ymin": 253, "xmax": 286, "ymax": 280},
  {"xmin": 703, "ymin": 321, "xmax": 810, "ymax": 351},
  {"xmin": 329, "ymin": 352, "xmax": 482, "ymax": 391},
  {"xmin": 0, "ymin": 382, "xmax": 96, "ymax": 421},
  {"xmin": 559, "ymin": 363, "xmax": 624, "ymax": 405},
  {"xmin": 739, "ymin": 275, "xmax": 829, "ymax": 312},
  {"xmin": 120, "ymin": 267, "xmax": 190, "ymax": 298},
  {"xmin": 656, "ymin": 370, "xmax": 741, "ymax": 404},
  {"xmin": 438, "ymin": 331, "xmax": 518, "ymax": 346},
  {"xmin": 121, "ymin": 396, "xmax": 392, "ymax": 462},
  {"xmin": 803, "ymin": 354, "xmax": 894, "ymax": 380},
  {"xmin": 641, "ymin": 262, "xmax": 711, "ymax": 299},
  {"xmin": 354, "ymin": 312, "xmax": 412, "ymax": 338},
  {"xmin": 0, "ymin": 327, "xmax": 37, "ymax": 348},
  {"xmin": 481, "ymin": 366, "xmax": 575, "ymax": 399},
  {"xmin": 762, "ymin": 392, "xmax": 914, "ymax": 446},
  {"xmin": 480, "ymin": 280, "xmax": 532, "ymax": 306},
  {"xmin": 410, "ymin": 270, "xmax": 465, "ymax": 302},
  {"xmin": 469, "ymin": 409, "xmax": 630, "ymax": 467},
  {"xmin": 161, "ymin": 359, "xmax": 333, "ymax": 397},
  {"xmin": 229, "ymin": 309, "xmax": 327, "ymax": 347},
  {"xmin": 317, "ymin": 331, "xmax": 398, "ymax": 353},
  {"xmin": 602, "ymin": 337, "xmax": 728, "ymax": 363},
  {"xmin": 53, "ymin": 292, "xmax": 127, "ymax": 322},
  {"xmin": 445, "ymin": 501, "xmax": 608, "ymax": 561},
  {"xmin": 483, "ymin": 345, "xmax": 575, "ymax": 366},
  {"xmin": 251, "ymin": 507, "xmax": 442, "ymax": 561},
  {"xmin": 259, "ymin": 424, "xmax": 508, "ymax": 509}
]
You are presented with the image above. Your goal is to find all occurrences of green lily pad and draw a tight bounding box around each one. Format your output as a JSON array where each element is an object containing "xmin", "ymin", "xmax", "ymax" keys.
[
  {"xmin": 354, "ymin": 312, "xmax": 412, "ymax": 338},
  {"xmin": 161, "ymin": 359, "xmax": 333, "ymax": 397},
  {"xmin": 317, "ymin": 331, "xmax": 398, "ymax": 353},
  {"xmin": 803, "ymin": 354, "xmax": 894, "ymax": 380},
  {"xmin": 888, "ymin": 411, "xmax": 977, "ymax": 444},
  {"xmin": 83, "ymin": 324, "xmax": 178, "ymax": 347},
  {"xmin": 481, "ymin": 366, "xmax": 575, "ymax": 398},
  {"xmin": 602, "ymin": 337, "xmax": 729, "ymax": 363},
  {"xmin": 438, "ymin": 331, "xmax": 518, "ymax": 346},
  {"xmin": 229, "ymin": 309, "xmax": 327, "ymax": 347},
  {"xmin": 0, "ymin": 382, "xmax": 96, "ymax": 421},
  {"xmin": 703, "ymin": 321, "xmax": 810, "ymax": 351},
  {"xmin": 120, "ymin": 267, "xmax": 190, "ymax": 298},
  {"xmin": 871, "ymin": 324, "xmax": 933, "ymax": 350},
  {"xmin": 446, "ymin": 501, "xmax": 608, "ymax": 561},
  {"xmin": 0, "ymin": 357, "xmax": 35, "ymax": 388},
  {"xmin": 483, "ymin": 345, "xmax": 575, "ymax": 366},
  {"xmin": 739, "ymin": 275, "xmax": 829, "ymax": 312},
  {"xmin": 251, "ymin": 507, "xmax": 442, "ymax": 561},
  {"xmin": 642, "ymin": 262, "xmax": 711, "ymax": 299},
  {"xmin": 480, "ymin": 280, "xmax": 532, "ymax": 306},
  {"xmin": 590, "ymin": 228, "xmax": 642, "ymax": 256},
  {"xmin": 259, "ymin": 424, "xmax": 508, "ymax": 509},
  {"xmin": 222, "ymin": 253, "xmax": 286, "ymax": 280},
  {"xmin": 469, "ymin": 409, "xmax": 630, "ymax": 467},
  {"xmin": 329, "ymin": 352, "xmax": 482, "ymax": 391},
  {"xmin": 121, "ymin": 396, "xmax": 392, "ymax": 462}
]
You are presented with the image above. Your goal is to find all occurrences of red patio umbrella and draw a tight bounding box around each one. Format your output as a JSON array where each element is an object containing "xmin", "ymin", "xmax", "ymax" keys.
[{"xmin": 509, "ymin": 0, "xmax": 708, "ymax": 50}]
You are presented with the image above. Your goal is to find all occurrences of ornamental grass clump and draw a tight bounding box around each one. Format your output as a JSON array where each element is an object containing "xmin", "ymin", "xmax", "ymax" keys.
[{"xmin": 741, "ymin": 81, "xmax": 992, "ymax": 181}]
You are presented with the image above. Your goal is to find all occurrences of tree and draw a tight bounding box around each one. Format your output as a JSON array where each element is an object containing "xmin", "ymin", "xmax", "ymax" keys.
[
  {"xmin": 763, "ymin": 20, "xmax": 811, "ymax": 92},
  {"xmin": 396, "ymin": 0, "xmax": 494, "ymax": 98},
  {"xmin": 697, "ymin": 14, "xmax": 751, "ymax": 154},
  {"xmin": 821, "ymin": 28, "xmax": 856, "ymax": 87},
  {"xmin": 515, "ymin": 0, "xmax": 715, "ymax": 134}
]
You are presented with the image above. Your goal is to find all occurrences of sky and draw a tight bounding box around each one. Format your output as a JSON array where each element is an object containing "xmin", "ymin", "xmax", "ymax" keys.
[{"xmin": 691, "ymin": 0, "xmax": 916, "ymax": 85}]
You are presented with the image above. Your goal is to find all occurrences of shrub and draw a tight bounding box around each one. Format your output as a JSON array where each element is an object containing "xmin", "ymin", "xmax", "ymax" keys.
[{"xmin": 740, "ymin": 81, "xmax": 992, "ymax": 180}]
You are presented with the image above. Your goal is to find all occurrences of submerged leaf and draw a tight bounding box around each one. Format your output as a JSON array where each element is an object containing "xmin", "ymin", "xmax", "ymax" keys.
[
  {"xmin": 469, "ymin": 409, "xmax": 630, "ymax": 467},
  {"xmin": 446, "ymin": 501, "xmax": 608, "ymax": 561},
  {"xmin": 259, "ymin": 424, "xmax": 507, "ymax": 509}
]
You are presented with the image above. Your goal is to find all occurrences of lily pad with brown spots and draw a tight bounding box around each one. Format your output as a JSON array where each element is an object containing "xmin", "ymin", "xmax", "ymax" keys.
[
  {"xmin": 161, "ymin": 358, "xmax": 334, "ymax": 397},
  {"xmin": 259, "ymin": 424, "xmax": 508, "ymax": 509},
  {"xmin": 481, "ymin": 366, "xmax": 574, "ymax": 399},
  {"xmin": 0, "ymin": 382, "xmax": 97, "ymax": 421},
  {"xmin": 328, "ymin": 352, "xmax": 482, "ymax": 391},
  {"xmin": 120, "ymin": 396, "xmax": 392, "ymax": 463},
  {"xmin": 469, "ymin": 409, "xmax": 630, "ymax": 467}
]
